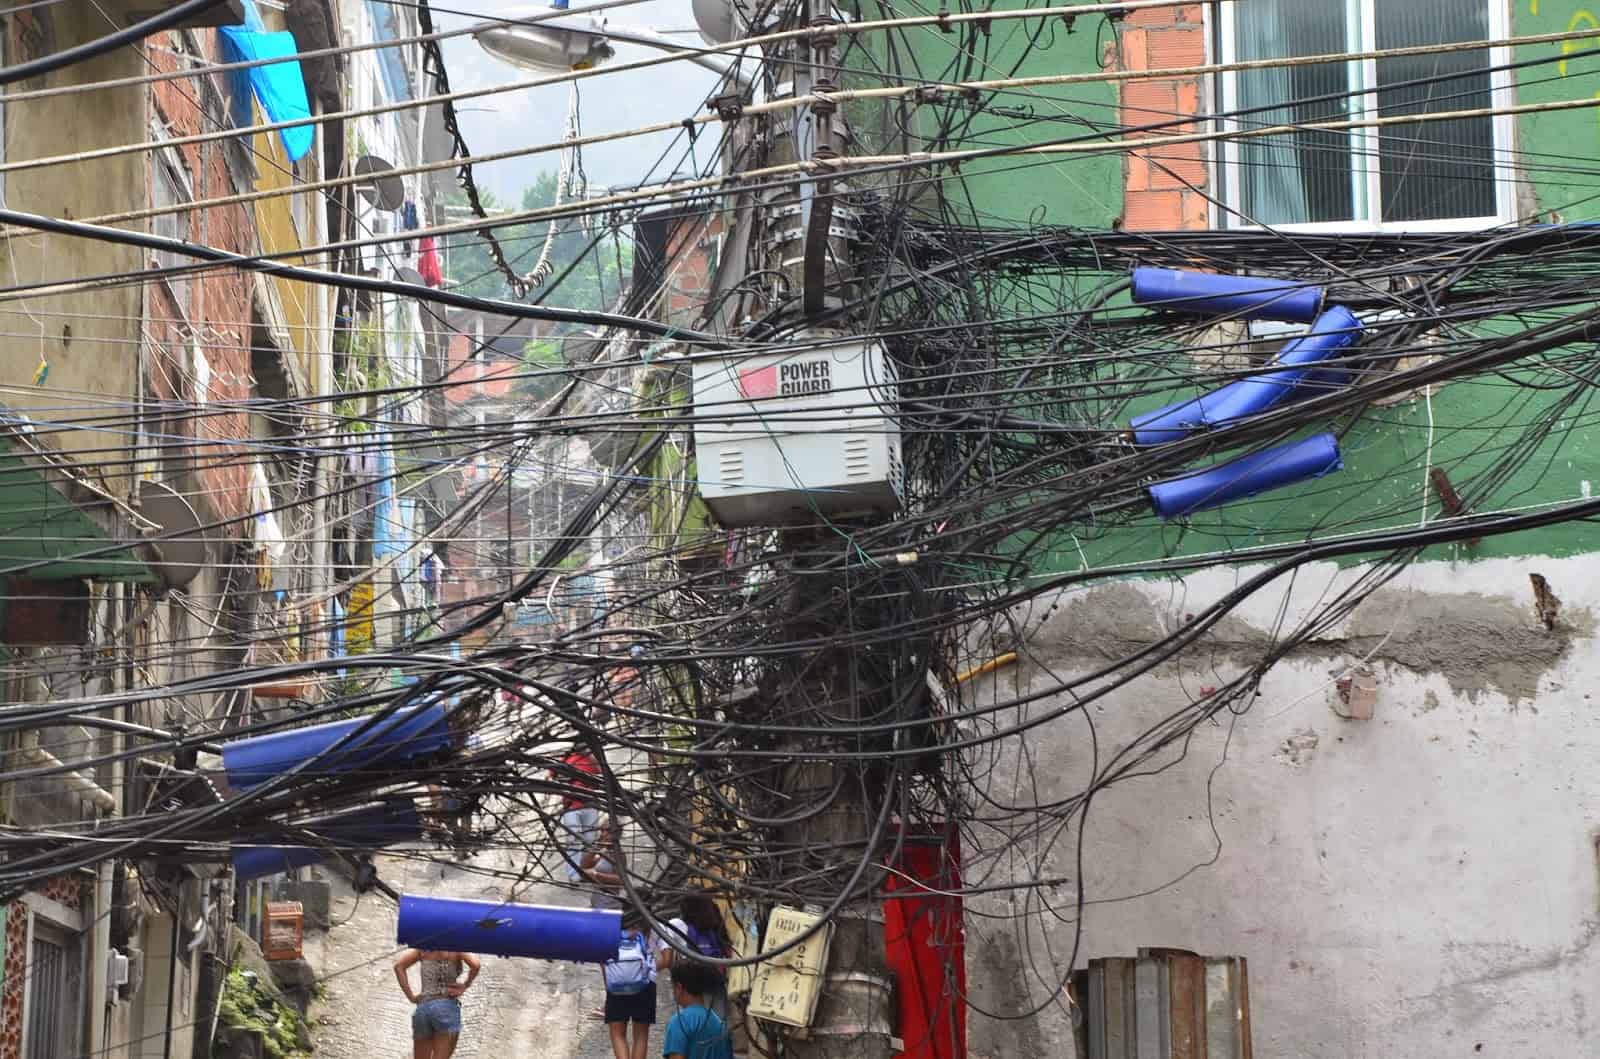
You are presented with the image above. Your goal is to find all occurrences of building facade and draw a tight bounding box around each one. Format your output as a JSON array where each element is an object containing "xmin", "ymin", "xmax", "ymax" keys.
[{"xmin": 942, "ymin": 3, "xmax": 1600, "ymax": 1055}]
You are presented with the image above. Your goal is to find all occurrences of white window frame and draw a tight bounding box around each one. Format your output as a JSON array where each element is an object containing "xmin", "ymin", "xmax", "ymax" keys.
[
  {"xmin": 1215, "ymin": 0, "xmax": 1517, "ymax": 233},
  {"xmin": 149, "ymin": 127, "xmax": 196, "ymax": 315}
]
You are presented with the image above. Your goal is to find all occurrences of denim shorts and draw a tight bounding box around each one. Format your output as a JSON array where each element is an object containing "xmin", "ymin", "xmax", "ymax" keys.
[{"xmin": 413, "ymin": 998, "xmax": 462, "ymax": 1039}]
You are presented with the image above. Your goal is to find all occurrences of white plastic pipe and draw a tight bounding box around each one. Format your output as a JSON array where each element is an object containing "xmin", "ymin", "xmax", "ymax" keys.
[{"xmin": 18, "ymin": 738, "xmax": 117, "ymax": 813}]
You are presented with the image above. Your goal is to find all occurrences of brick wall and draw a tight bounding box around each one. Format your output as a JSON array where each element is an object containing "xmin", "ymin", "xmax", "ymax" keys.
[
  {"xmin": 148, "ymin": 32, "xmax": 256, "ymax": 532},
  {"xmin": 443, "ymin": 330, "xmax": 522, "ymax": 404},
  {"xmin": 1115, "ymin": 5, "xmax": 1209, "ymax": 231},
  {"xmin": 0, "ymin": 903, "xmax": 24, "ymax": 1059},
  {"xmin": 663, "ymin": 212, "xmax": 723, "ymax": 320},
  {"xmin": 443, "ymin": 314, "xmax": 539, "ymax": 406},
  {"xmin": 0, "ymin": 877, "xmax": 81, "ymax": 1059}
]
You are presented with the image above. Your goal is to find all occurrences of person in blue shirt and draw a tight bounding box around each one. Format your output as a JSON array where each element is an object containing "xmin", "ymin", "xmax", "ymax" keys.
[{"xmin": 662, "ymin": 963, "xmax": 733, "ymax": 1059}]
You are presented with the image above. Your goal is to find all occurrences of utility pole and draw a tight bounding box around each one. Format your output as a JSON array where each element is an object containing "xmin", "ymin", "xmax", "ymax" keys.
[{"xmin": 752, "ymin": 2, "xmax": 894, "ymax": 1056}]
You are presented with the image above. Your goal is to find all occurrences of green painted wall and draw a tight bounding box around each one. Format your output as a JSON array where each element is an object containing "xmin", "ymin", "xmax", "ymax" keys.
[
  {"xmin": 1516, "ymin": 1, "xmax": 1600, "ymax": 221},
  {"xmin": 663, "ymin": 5, "xmax": 1600, "ymax": 570},
  {"xmin": 888, "ymin": 4, "xmax": 1122, "ymax": 227},
  {"xmin": 916, "ymin": 3, "xmax": 1600, "ymax": 571}
]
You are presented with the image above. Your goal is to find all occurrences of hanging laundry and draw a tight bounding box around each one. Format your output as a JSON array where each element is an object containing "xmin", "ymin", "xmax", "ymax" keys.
[
  {"xmin": 417, "ymin": 237, "xmax": 444, "ymax": 287},
  {"xmin": 400, "ymin": 200, "xmax": 420, "ymax": 255},
  {"xmin": 220, "ymin": 1, "xmax": 314, "ymax": 162}
]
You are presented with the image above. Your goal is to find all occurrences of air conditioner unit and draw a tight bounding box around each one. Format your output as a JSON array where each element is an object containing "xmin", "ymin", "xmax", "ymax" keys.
[{"xmin": 691, "ymin": 337, "xmax": 901, "ymax": 527}]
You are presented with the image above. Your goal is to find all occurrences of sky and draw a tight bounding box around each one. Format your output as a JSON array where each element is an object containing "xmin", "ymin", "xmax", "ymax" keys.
[{"xmin": 434, "ymin": 0, "xmax": 724, "ymax": 203}]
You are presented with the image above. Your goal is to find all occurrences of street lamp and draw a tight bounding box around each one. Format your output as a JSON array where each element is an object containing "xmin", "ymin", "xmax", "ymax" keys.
[{"xmin": 473, "ymin": 2, "xmax": 753, "ymax": 87}]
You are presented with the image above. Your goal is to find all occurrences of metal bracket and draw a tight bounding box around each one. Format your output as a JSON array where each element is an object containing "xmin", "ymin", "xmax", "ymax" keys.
[{"xmin": 709, "ymin": 90, "xmax": 745, "ymax": 122}]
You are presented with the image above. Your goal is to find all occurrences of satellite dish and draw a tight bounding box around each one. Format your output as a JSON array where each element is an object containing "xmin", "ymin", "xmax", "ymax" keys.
[
  {"xmin": 354, "ymin": 155, "xmax": 406, "ymax": 212},
  {"xmin": 137, "ymin": 480, "xmax": 211, "ymax": 589},
  {"xmin": 395, "ymin": 266, "xmax": 424, "ymax": 287},
  {"xmin": 691, "ymin": 0, "xmax": 738, "ymax": 44}
]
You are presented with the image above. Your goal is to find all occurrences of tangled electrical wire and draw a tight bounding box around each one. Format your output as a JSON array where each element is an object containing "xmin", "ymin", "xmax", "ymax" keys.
[{"xmin": 4, "ymin": 0, "xmax": 1600, "ymax": 1047}]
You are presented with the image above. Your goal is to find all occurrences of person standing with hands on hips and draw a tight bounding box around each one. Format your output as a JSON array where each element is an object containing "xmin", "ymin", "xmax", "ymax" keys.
[{"xmin": 393, "ymin": 947, "xmax": 481, "ymax": 1059}]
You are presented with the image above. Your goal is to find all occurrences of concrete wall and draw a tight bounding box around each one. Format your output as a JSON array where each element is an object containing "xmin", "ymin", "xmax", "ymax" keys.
[
  {"xmin": 0, "ymin": 12, "xmax": 146, "ymax": 502},
  {"xmin": 963, "ymin": 553, "xmax": 1600, "ymax": 1056}
]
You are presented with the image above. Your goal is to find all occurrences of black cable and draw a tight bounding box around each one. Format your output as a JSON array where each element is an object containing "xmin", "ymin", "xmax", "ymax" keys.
[
  {"xmin": 0, "ymin": 206, "xmax": 725, "ymax": 345},
  {"xmin": 0, "ymin": 0, "xmax": 226, "ymax": 84}
]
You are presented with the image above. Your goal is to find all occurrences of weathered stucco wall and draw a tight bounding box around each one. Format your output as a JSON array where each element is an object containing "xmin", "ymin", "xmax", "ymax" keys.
[
  {"xmin": 965, "ymin": 554, "xmax": 1599, "ymax": 1057},
  {"xmin": 0, "ymin": 13, "xmax": 145, "ymax": 501}
]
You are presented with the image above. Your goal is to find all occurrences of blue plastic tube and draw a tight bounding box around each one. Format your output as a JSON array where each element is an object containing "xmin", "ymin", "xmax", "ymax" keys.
[
  {"xmin": 396, "ymin": 895, "xmax": 622, "ymax": 962},
  {"xmin": 1148, "ymin": 433, "xmax": 1343, "ymax": 520},
  {"xmin": 1130, "ymin": 306, "xmax": 1362, "ymax": 445},
  {"xmin": 221, "ymin": 704, "xmax": 452, "ymax": 790},
  {"xmin": 232, "ymin": 800, "xmax": 424, "ymax": 880},
  {"xmin": 1132, "ymin": 267, "xmax": 1324, "ymax": 322}
]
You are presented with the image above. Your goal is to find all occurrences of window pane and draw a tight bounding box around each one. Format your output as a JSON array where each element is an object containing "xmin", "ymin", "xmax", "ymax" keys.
[
  {"xmin": 152, "ymin": 163, "xmax": 191, "ymax": 312},
  {"xmin": 1376, "ymin": 0, "xmax": 1495, "ymax": 222},
  {"xmin": 1234, "ymin": 0, "xmax": 1355, "ymax": 225}
]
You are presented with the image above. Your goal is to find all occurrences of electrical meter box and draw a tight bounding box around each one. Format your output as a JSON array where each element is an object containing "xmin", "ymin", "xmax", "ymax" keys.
[{"xmin": 691, "ymin": 338, "xmax": 901, "ymax": 527}]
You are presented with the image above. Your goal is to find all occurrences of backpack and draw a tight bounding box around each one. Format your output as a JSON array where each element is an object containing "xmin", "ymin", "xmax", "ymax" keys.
[
  {"xmin": 683, "ymin": 923, "xmax": 727, "ymax": 978},
  {"xmin": 604, "ymin": 931, "xmax": 654, "ymax": 995}
]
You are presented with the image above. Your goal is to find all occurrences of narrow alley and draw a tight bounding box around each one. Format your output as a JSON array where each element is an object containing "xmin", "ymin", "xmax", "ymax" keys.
[{"xmin": 304, "ymin": 851, "xmax": 670, "ymax": 1059}]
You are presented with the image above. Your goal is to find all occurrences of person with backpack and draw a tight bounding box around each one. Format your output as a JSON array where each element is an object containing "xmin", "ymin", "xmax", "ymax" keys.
[
  {"xmin": 602, "ymin": 912, "xmax": 660, "ymax": 1059},
  {"xmin": 656, "ymin": 892, "xmax": 732, "ymax": 1021},
  {"xmin": 663, "ymin": 963, "xmax": 733, "ymax": 1059}
]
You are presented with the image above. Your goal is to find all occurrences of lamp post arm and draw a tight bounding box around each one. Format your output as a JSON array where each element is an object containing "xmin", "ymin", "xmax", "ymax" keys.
[{"xmin": 595, "ymin": 23, "xmax": 756, "ymax": 89}]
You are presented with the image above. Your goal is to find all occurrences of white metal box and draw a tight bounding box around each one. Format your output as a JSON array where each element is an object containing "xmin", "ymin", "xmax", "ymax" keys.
[{"xmin": 691, "ymin": 337, "xmax": 901, "ymax": 527}]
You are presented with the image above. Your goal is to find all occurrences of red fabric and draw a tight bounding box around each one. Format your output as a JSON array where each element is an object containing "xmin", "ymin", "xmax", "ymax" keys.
[
  {"xmin": 417, "ymin": 237, "xmax": 444, "ymax": 287},
  {"xmin": 884, "ymin": 830, "xmax": 966, "ymax": 1059},
  {"xmin": 558, "ymin": 749, "xmax": 600, "ymax": 810}
]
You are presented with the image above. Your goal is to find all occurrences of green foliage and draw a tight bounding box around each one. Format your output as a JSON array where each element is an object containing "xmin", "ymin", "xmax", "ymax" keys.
[
  {"xmin": 523, "ymin": 338, "xmax": 561, "ymax": 366},
  {"xmin": 214, "ymin": 968, "xmax": 310, "ymax": 1059},
  {"xmin": 442, "ymin": 175, "xmax": 634, "ymax": 315},
  {"xmin": 335, "ymin": 322, "xmax": 386, "ymax": 430},
  {"xmin": 512, "ymin": 338, "xmax": 567, "ymax": 404}
]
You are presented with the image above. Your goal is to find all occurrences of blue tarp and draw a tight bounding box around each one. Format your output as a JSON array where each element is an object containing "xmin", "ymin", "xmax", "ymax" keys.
[{"xmin": 219, "ymin": 17, "xmax": 314, "ymax": 162}]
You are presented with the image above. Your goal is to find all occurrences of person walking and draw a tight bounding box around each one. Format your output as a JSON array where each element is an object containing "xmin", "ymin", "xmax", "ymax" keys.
[
  {"xmin": 554, "ymin": 744, "xmax": 602, "ymax": 883},
  {"xmin": 656, "ymin": 892, "xmax": 732, "ymax": 1021},
  {"xmin": 393, "ymin": 947, "xmax": 481, "ymax": 1059},
  {"xmin": 601, "ymin": 912, "xmax": 660, "ymax": 1059},
  {"xmin": 662, "ymin": 964, "xmax": 733, "ymax": 1059}
]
